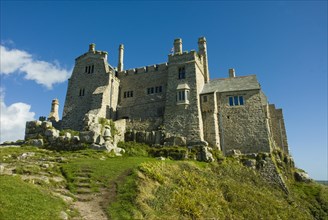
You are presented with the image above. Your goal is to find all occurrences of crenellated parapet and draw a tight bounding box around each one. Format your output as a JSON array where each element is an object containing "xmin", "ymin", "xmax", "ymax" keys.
[{"xmin": 120, "ymin": 63, "xmax": 168, "ymax": 76}]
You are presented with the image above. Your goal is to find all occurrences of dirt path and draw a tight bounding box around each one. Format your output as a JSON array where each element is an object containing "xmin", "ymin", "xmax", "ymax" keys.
[{"xmin": 71, "ymin": 169, "xmax": 132, "ymax": 220}]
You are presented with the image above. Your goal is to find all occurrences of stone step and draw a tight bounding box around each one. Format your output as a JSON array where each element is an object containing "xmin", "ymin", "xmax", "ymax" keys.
[
  {"xmin": 75, "ymin": 182, "xmax": 91, "ymax": 188},
  {"xmin": 76, "ymin": 187, "xmax": 93, "ymax": 194}
]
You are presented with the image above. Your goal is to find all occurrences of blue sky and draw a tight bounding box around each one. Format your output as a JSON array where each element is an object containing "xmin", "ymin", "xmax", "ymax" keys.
[{"xmin": 0, "ymin": 1, "xmax": 327, "ymax": 180}]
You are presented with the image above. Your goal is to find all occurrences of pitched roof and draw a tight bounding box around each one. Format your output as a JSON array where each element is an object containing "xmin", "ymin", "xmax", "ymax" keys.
[{"xmin": 201, "ymin": 75, "xmax": 261, "ymax": 94}]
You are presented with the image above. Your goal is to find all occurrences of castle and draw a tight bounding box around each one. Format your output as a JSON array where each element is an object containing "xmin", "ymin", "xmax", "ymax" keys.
[{"xmin": 58, "ymin": 37, "xmax": 288, "ymax": 154}]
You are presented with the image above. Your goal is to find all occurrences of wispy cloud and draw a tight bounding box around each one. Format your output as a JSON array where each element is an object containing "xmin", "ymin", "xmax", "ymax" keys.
[
  {"xmin": 0, "ymin": 45, "xmax": 71, "ymax": 89},
  {"xmin": 0, "ymin": 88, "xmax": 35, "ymax": 143}
]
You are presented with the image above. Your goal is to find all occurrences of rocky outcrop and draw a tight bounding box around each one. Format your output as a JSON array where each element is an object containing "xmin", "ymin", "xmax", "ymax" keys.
[{"xmin": 294, "ymin": 170, "xmax": 312, "ymax": 182}]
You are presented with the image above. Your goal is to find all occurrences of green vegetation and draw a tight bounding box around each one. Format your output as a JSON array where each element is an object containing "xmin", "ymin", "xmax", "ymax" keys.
[
  {"xmin": 0, "ymin": 175, "xmax": 66, "ymax": 220},
  {"xmin": 98, "ymin": 117, "xmax": 118, "ymax": 137},
  {"xmin": 0, "ymin": 144, "xmax": 327, "ymax": 220},
  {"xmin": 61, "ymin": 156, "xmax": 155, "ymax": 193},
  {"xmin": 59, "ymin": 129, "xmax": 79, "ymax": 136}
]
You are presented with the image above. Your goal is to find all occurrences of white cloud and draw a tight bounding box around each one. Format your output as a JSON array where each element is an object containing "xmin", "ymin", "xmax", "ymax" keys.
[
  {"xmin": 0, "ymin": 45, "xmax": 71, "ymax": 89},
  {"xmin": 0, "ymin": 89, "xmax": 35, "ymax": 143}
]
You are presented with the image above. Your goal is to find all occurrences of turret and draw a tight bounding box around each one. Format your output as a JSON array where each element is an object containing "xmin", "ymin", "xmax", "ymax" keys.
[
  {"xmin": 118, "ymin": 44, "xmax": 124, "ymax": 72},
  {"xmin": 198, "ymin": 37, "xmax": 209, "ymax": 83},
  {"xmin": 174, "ymin": 38, "xmax": 182, "ymax": 54},
  {"xmin": 89, "ymin": 43, "xmax": 95, "ymax": 53},
  {"xmin": 48, "ymin": 99, "xmax": 59, "ymax": 122}
]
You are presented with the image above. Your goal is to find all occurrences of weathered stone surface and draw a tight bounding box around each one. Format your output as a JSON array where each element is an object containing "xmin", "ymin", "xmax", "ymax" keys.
[
  {"xmin": 197, "ymin": 146, "xmax": 214, "ymax": 162},
  {"xmin": 243, "ymin": 159, "xmax": 257, "ymax": 168},
  {"xmin": 164, "ymin": 136, "xmax": 186, "ymax": 146},
  {"xmin": 44, "ymin": 128, "xmax": 59, "ymax": 138},
  {"xmin": 225, "ymin": 149, "xmax": 242, "ymax": 157},
  {"xmin": 27, "ymin": 139, "xmax": 44, "ymax": 147},
  {"xmin": 294, "ymin": 171, "xmax": 312, "ymax": 182}
]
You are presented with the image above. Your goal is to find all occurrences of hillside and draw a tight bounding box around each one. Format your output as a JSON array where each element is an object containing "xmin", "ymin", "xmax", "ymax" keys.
[{"xmin": 0, "ymin": 143, "xmax": 327, "ymax": 220}]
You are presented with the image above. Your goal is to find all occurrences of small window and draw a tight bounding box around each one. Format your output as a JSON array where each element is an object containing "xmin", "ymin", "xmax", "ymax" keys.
[
  {"xmin": 91, "ymin": 65, "xmax": 94, "ymax": 73},
  {"xmin": 151, "ymin": 87, "xmax": 154, "ymax": 94},
  {"xmin": 178, "ymin": 67, "xmax": 186, "ymax": 79},
  {"xmin": 177, "ymin": 89, "xmax": 189, "ymax": 104},
  {"xmin": 229, "ymin": 96, "xmax": 244, "ymax": 106},
  {"xmin": 203, "ymin": 96, "xmax": 208, "ymax": 102},
  {"xmin": 124, "ymin": 91, "xmax": 134, "ymax": 98},
  {"xmin": 79, "ymin": 88, "xmax": 85, "ymax": 96},
  {"xmin": 159, "ymin": 86, "xmax": 162, "ymax": 93},
  {"xmin": 147, "ymin": 88, "xmax": 151, "ymax": 94},
  {"xmin": 239, "ymin": 96, "xmax": 244, "ymax": 105},
  {"xmin": 229, "ymin": 97, "xmax": 233, "ymax": 106},
  {"xmin": 85, "ymin": 66, "xmax": 88, "ymax": 73}
]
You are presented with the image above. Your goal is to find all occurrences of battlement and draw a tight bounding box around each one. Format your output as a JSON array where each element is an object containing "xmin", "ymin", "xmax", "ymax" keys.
[
  {"xmin": 121, "ymin": 63, "xmax": 168, "ymax": 76},
  {"xmin": 168, "ymin": 50, "xmax": 200, "ymax": 64}
]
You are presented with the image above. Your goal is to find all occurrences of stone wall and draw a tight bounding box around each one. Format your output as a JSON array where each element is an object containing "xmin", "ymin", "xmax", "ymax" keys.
[
  {"xmin": 125, "ymin": 118, "xmax": 163, "ymax": 131},
  {"xmin": 267, "ymin": 104, "xmax": 289, "ymax": 153},
  {"xmin": 218, "ymin": 90, "xmax": 271, "ymax": 154},
  {"xmin": 117, "ymin": 63, "xmax": 168, "ymax": 120},
  {"xmin": 61, "ymin": 47, "xmax": 116, "ymax": 131},
  {"xmin": 200, "ymin": 93, "xmax": 220, "ymax": 149},
  {"xmin": 163, "ymin": 51, "xmax": 206, "ymax": 144}
]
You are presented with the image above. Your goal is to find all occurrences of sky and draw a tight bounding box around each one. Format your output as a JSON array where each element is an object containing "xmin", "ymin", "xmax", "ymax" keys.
[{"xmin": 0, "ymin": 1, "xmax": 327, "ymax": 180}]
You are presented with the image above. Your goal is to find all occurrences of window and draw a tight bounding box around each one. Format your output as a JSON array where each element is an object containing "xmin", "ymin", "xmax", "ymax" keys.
[
  {"xmin": 178, "ymin": 67, "xmax": 185, "ymax": 79},
  {"xmin": 86, "ymin": 65, "xmax": 94, "ymax": 74},
  {"xmin": 79, "ymin": 89, "xmax": 85, "ymax": 96},
  {"xmin": 147, "ymin": 86, "xmax": 163, "ymax": 95},
  {"xmin": 176, "ymin": 90, "xmax": 189, "ymax": 104},
  {"xmin": 203, "ymin": 95, "xmax": 208, "ymax": 102},
  {"xmin": 124, "ymin": 91, "xmax": 134, "ymax": 98},
  {"xmin": 228, "ymin": 96, "xmax": 244, "ymax": 106}
]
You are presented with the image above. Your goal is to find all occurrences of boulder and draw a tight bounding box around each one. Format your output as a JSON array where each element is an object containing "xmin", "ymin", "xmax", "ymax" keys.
[
  {"xmin": 294, "ymin": 171, "xmax": 312, "ymax": 182},
  {"xmin": 243, "ymin": 159, "xmax": 257, "ymax": 169},
  {"xmin": 44, "ymin": 128, "xmax": 59, "ymax": 138},
  {"xmin": 197, "ymin": 146, "xmax": 215, "ymax": 162},
  {"xmin": 164, "ymin": 136, "xmax": 187, "ymax": 146},
  {"xmin": 226, "ymin": 149, "xmax": 242, "ymax": 157},
  {"xmin": 28, "ymin": 139, "xmax": 44, "ymax": 147},
  {"xmin": 41, "ymin": 121, "xmax": 52, "ymax": 129},
  {"xmin": 79, "ymin": 131, "xmax": 101, "ymax": 144}
]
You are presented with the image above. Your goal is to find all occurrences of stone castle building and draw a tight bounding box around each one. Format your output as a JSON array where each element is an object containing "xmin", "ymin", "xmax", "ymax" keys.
[{"xmin": 60, "ymin": 37, "xmax": 288, "ymax": 154}]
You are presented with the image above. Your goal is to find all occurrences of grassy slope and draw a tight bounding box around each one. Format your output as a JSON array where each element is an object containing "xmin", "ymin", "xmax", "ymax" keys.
[
  {"xmin": 0, "ymin": 175, "xmax": 66, "ymax": 220},
  {"xmin": 1, "ymin": 145, "xmax": 327, "ymax": 220},
  {"xmin": 110, "ymin": 159, "xmax": 328, "ymax": 220}
]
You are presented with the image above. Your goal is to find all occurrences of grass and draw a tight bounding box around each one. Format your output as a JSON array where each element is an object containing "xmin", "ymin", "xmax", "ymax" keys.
[
  {"xmin": 1, "ymin": 144, "xmax": 327, "ymax": 220},
  {"xmin": 0, "ymin": 175, "xmax": 67, "ymax": 220},
  {"xmin": 108, "ymin": 159, "xmax": 328, "ymax": 219}
]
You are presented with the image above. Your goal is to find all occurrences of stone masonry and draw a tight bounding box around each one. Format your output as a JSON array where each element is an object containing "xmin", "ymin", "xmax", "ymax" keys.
[{"xmin": 39, "ymin": 37, "xmax": 289, "ymax": 155}]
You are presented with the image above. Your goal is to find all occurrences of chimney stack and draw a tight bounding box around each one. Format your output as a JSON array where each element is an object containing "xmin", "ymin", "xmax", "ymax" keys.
[
  {"xmin": 229, "ymin": 68, "xmax": 236, "ymax": 78},
  {"xmin": 89, "ymin": 43, "xmax": 95, "ymax": 52},
  {"xmin": 118, "ymin": 44, "xmax": 124, "ymax": 72},
  {"xmin": 174, "ymin": 38, "xmax": 182, "ymax": 54}
]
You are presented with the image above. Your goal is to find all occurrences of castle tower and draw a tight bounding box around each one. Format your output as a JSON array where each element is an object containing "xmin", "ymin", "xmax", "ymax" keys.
[
  {"xmin": 164, "ymin": 38, "xmax": 206, "ymax": 144},
  {"xmin": 62, "ymin": 43, "xmax": 119, "ymax": 130},
  {"xmin": 198, "ymin": 37, "xmax": 209, "ymax": 83},
  {"xmin": 118, "ymin": 44, "xmax": 124, "ymax": 72},
  {"xmin": 48, "ymin": 99, "xmax": 59, "ymax": 122}
]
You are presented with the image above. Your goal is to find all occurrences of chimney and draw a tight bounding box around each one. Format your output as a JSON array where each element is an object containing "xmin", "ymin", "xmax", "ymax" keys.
[
  {"xmin": 89, "ymin": 43, "xmax": 95, "ymax": 52},
  {"xmin": 174, "ymin": 38, "xmax": 182, "ymax": 54},
  {"xmin": 118, "ymin": 44, "xmax": 124, "ymax": 72},
  {"xmin": 198, "ymin": 37, "xmax": 209, "ymax": 83},
  {"xmin": 229, "ymin": 68, "xmax": 236, "ymax": 78}
]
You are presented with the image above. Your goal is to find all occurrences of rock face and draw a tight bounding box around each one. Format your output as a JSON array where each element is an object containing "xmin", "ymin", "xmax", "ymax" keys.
[
  {"xmin": 294, "ymin": 171, "xmax": 312, "ymax": 182},
  {"xmin": 24, "ymin": 115, "xmax": 124, "ymax": 155}
]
